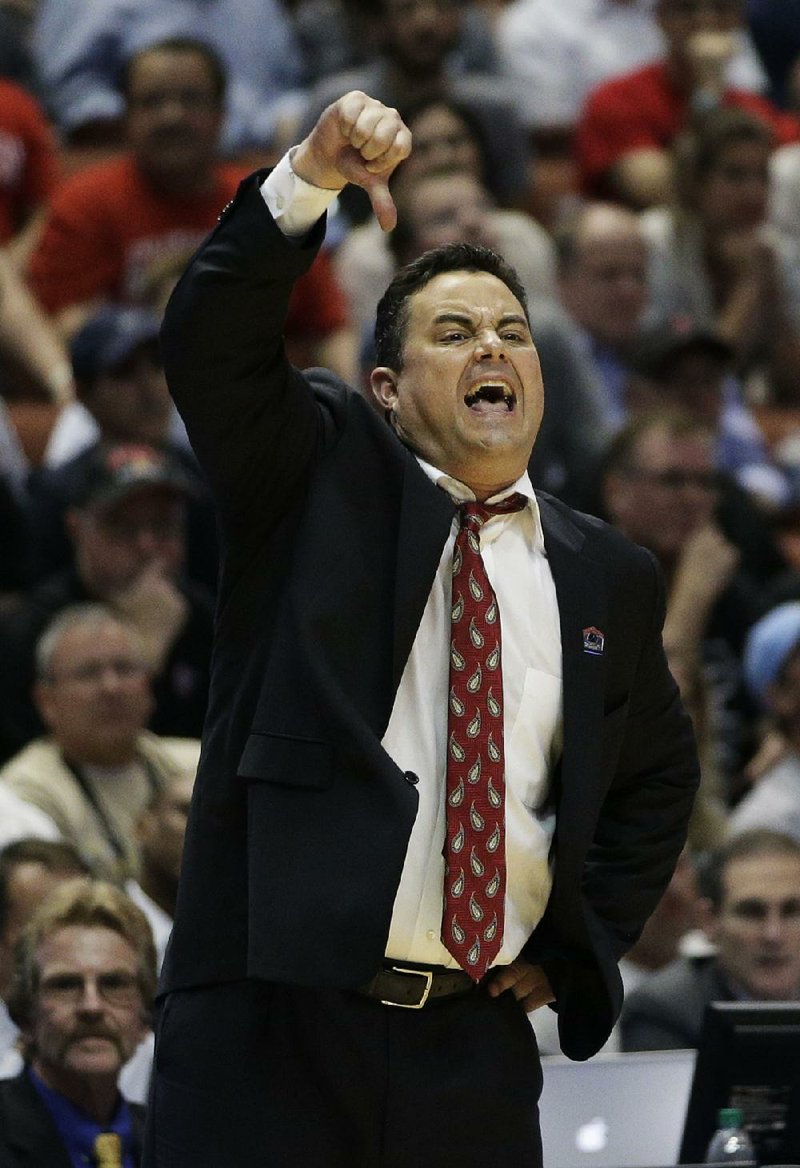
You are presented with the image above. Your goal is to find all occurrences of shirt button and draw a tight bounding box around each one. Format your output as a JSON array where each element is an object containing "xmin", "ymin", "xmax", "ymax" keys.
[
  {"xmin": 404, "ymin": 771, "xmax": 419, "ymax": 785},
  {"xmin": 427, "ymin": 930, "xmax": 436, "ymax": 941},
  {"xmin": 276, "ymin": 195, "xmax": 285, "ymax": 210}
]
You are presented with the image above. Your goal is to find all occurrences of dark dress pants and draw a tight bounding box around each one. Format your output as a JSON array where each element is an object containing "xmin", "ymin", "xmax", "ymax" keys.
[{"xmin": 143, "ymin": 977, "xmax": 544, "ymax": 1167}]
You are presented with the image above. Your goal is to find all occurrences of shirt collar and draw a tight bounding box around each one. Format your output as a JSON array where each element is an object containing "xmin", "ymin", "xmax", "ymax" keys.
[
  {"xmin": 27, "ymin": 1065, "xmax": 134, "ymax": 1168},
  {"xmin": 415, "ymin": 455, "xmax": 544, "ymax": 550}
]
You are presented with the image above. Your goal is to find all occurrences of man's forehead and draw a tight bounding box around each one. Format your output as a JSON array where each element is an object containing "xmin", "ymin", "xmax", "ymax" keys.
[
  {"xmin": 131, "ymin": 49, "xmax": 214, "ymax": 89},
  {"xmin": 576, "ymin": 234, "xmax": 646, "ymax": 270},
  {"xmin": 6, "ymin": 864, "xmax": 66, "ymax": 925},
  {"xmin": 37, "ymin": 924, "xmax": 137, "ymax": 969},
  {"xmin": 410, "ymin": 270, "xmax": 526, "ymax": 319},
  {"xmin": 722, "ymin": 853, "xmax": 800, "ymax": 899},
  {"xmin": 96, "ymin": 486, "xmax": 185, "ymax": 519},
  {"xmin": 635, "ymin": 427, "xmax": 713, "ymax": 465},
  {"xmin": 52, "ymin": 620, "xmax": 131, "ymax": 661}
]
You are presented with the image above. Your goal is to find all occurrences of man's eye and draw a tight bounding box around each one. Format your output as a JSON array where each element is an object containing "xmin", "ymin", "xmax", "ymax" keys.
[
  {"xmin": 48, "ymin": 976, "xmax": 81, "ymax": 991},
  {"xmin": 501, "ymin": 331, "xmax": 525, "ymax": 343},
  {"xmin": 442, "ymin": 330, "xmax": 466, "ymax": 342}
]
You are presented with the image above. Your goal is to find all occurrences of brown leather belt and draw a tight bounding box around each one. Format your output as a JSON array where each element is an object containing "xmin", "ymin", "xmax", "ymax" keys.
[{"xmin": 358, "ymin": 962, "xmax": 476, "ymax": 1009}]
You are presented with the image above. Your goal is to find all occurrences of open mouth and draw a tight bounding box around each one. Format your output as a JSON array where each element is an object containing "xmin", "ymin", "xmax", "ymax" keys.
[{"xmin": 464, "ymin": 382, "xmax": 516, "ymax": 412}]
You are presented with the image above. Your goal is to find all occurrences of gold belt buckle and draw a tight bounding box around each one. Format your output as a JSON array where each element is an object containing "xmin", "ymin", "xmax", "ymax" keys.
[{"xmin": 381, "ymin": 965, "xmax": 434, "ymax": 1009}]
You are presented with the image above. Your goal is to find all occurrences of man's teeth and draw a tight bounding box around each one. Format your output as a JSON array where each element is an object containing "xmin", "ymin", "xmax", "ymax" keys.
[{"xmin": 464, "ymin": 383, "xmax": 515, "ymax": 407}]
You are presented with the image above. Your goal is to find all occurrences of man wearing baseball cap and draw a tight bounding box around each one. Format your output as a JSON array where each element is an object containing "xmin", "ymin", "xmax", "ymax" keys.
[
  {"xmin": 28, "ymin": 304, "xmax": 218, "ymax": 593},
  {"xmin": 0, "ymin": 442, "xmax": 213, "ymax": 764}
]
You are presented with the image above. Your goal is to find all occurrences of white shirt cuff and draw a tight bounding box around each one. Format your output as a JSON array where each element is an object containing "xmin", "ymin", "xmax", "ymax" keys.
[{"xmin": 260, "ymin": 148, "xmax": 340, "ymax": 237}]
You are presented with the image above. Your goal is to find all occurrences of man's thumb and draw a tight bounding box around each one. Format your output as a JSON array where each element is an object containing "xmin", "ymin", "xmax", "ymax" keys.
[{"xmin": 365, "ymin": 179, "xmax": 397, "ymax": 233}]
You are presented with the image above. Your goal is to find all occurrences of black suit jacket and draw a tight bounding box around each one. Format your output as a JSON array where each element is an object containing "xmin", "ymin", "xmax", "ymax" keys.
[
  {"xmin": 158, "ymin": 171, "xmax": 700, "ymax": 1061},
  {"xmin": 0, "ymin": 1071, "xmax": 144, "ymax": 1167}
]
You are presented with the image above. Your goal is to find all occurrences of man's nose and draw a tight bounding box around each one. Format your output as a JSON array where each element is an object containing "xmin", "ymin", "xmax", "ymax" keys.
[
  {"xmin": 133, "ymin": 526, "xmax": 162, "ymax": 559},
  {"xmin": 76, "ymin": 979, "xmax": 104, "ymax": 1012},
  {"xmin": 96, "ymin": 663, "xmax": 125, "ymax": 693},
  {"xmin": 760, "ymin": 908, "xmax": 788, "ymax": 942},
  {"xmin": 474, "ymin": 330, "xmax": 507, "ymax": 360}
]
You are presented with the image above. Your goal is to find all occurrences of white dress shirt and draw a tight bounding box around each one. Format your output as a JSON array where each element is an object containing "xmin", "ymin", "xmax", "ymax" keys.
[
  {"xmin": 125, "ymin": 880, "xmax": 174, "ymax": 972},
  {"xmin": 261, "ymin": 157, "xmax": 563, "ymax": 969},
  {"xmin": 383, "ymin": 467, "xmax": 561, "ymax": 968}
]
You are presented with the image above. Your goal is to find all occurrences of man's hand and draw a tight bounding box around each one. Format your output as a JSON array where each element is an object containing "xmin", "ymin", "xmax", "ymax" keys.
[
  {"xmin": 672, "ymin": 522, "xmax": 740, "ymax": 609},
  {"xmin": 110, "ymin": 559, "xmax": 188, "ymax": 673},
  {"xmin": 291, "ymin": 91, "xmax": 412, "ymax": 232},
  {"xmin": 488, "ymin": 959, "xmax": 555, "ymax": 1013}
]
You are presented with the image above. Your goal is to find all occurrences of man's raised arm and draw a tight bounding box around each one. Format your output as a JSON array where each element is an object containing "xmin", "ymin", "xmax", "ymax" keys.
[
  {"xmin": 159, "ymin": 94, "xmax": 410, "ymax": 520},
  {"xmin": 290, "ymin": 91, "xmax": 411, "ymax": 233}
]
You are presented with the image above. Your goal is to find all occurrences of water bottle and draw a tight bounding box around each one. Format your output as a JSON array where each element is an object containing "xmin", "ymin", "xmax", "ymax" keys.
[{"xmin": 704, "ymin": 1107, "xmax": 755, "ymax": 1163}]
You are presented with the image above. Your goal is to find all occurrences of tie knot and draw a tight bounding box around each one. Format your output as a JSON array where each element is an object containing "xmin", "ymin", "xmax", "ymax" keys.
[
  {"xmin": 459, "ymin": 493, "xmax": 526, "ymax": 530},
  {"xmin": 94, "ymin": 1132, "xmax": 123, "ymax": 1168}
]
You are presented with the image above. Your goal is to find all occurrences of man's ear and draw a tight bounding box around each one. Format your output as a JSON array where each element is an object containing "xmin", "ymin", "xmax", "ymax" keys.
[
  {"xmin": 601, "ymin": 472, "xmax": 630, "ymax": 525},
  {"xmin": 33, "ymin": 678, "xmax": 56, "ymax": 729},
  {"xmin": 766, "ymin": 677, "xmax": 790, "ymax": 721},
  {"xmin": 695, "ymin": 896, "xmax": 719, "ymax": 943},
  {"xmin": 370, "ymin": 367, "xmax": 399, "ymax": 415},
  {"xmin": 64, "ymin": 508, "xmax": 82, "ymax": 544}
]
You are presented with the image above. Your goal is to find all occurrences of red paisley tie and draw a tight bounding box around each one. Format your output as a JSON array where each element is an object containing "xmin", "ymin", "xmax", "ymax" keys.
[{"xmin": 442, "ymin": 494, "xmax": 526, "ymax": 980}]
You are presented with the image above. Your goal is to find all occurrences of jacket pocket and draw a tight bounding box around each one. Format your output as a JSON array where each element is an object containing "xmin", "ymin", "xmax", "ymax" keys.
[{"xmin": 238, "ymin": 731, "xmax": 334, "ymax": 790}]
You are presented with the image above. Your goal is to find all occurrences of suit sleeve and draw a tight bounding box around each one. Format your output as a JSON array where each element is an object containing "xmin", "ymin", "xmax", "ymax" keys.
[
  {"xmin": 159, "ymin": 171, "xmax": 328, "ymax": 541},
  {"xmin": 583, "ymin": 549, "xmax": 700, "ymax": 959}
]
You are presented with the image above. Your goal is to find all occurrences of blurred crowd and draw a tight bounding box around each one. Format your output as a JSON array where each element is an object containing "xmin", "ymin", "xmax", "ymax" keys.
[{"xmin": 1, "ymin": 0, "xmax": 800, "ymax": 1143}]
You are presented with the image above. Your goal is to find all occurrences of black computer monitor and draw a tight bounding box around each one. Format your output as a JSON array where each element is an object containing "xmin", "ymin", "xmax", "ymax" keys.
[{"xmin": 679, "ymin": 1001, "xmax": 800, "ymax": 1165}]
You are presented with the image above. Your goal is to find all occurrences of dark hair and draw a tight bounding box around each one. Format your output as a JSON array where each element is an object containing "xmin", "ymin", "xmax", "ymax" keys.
[
  {"xmin": 118, "ymin": 36, "xmax": 227, "ymax": 106},
  {"xmin": 553, "ymin": 202, "xmax": 642, "ymax": 275},
  {"xmin": 398, "ymin": 95, "xmax": 490, "ymax": 179},
  {"xmin": 374, "ymin": 242, "xmax": 529, "ymax": 371},
  {"xmin": 673, "ymin": 106, "xmax": 773, "ymax": 212},
  {"xmin": 601, "ymin": 408, "xmax": 713, "ymax": 480},
  {"xmin": 697, "ymin": 828, "xmax": 800, "ymax": 909},
  {"xmin": 0, "ymin": 838, "xmax": 91, "ymax": 938},
  {"xmin": 388, "ymin": 164, "xmax": 490, "ymax": 266}
]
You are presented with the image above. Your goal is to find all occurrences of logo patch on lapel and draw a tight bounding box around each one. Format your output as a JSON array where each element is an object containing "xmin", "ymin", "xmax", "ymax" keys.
[{"xmin": 582, "ymin": 626, "xmax": 605, "ymax": 655}]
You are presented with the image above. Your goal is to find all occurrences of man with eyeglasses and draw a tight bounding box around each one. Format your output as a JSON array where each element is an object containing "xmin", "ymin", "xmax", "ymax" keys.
[
  {"xmin": 575, "ymin": 0, "xmax": 800, "ymax": 208},
  {"xmin": 0, "ymin": 878, "xmax": 156, "ymax": 1166},
  {"xmin": 0, "ymin": 604, "xmax": 200, "ymax": 882},
  {"xmin": 621, "ymin": 829, "xmax": 800, "ymax": 1049},
  {"xmin": 625, "ymin": 322, "xmax": 790, "ymax": 509},
  {"xmin": 600, "ymin": 410, "xmax": 775, "ymax": 841},
  {"xmin": 0, "ymin": 444, "xmax": 213, "ymax": 763}
]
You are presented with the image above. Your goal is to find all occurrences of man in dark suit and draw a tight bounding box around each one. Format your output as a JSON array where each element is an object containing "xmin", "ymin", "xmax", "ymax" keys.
[
  {"xmin": 0, "ymin": 879, "xmax": 155, "ymax": 1166},
  {"xmin": 144, "ymin": 92, "xmax": 700, "ymax": 1167},
  {"xmin": 621, "ymin": 828, "xmax": 800, "ymax": 1051}
]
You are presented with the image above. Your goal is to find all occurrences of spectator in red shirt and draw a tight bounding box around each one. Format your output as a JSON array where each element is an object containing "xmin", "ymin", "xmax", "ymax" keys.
[
  {"xmin": 575, "ymin": 0, "xmax": 800, "ymax": 209},
  {"xmin": 27, "ymin": 36, "xmax": 357, "ymax": 379},
  {"xmin": 0, "ymin": 79, "xmax": 59, "ymax": 263}
]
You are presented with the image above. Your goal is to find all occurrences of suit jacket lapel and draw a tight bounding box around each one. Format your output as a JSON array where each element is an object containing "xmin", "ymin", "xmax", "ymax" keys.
[
  {"xmin": 391, "ymin": 482, "xmax": 613, "ymax": 839},
  {"xmin": 392, "ymin": 455, "xmax": 456, "ymax": 693}
]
